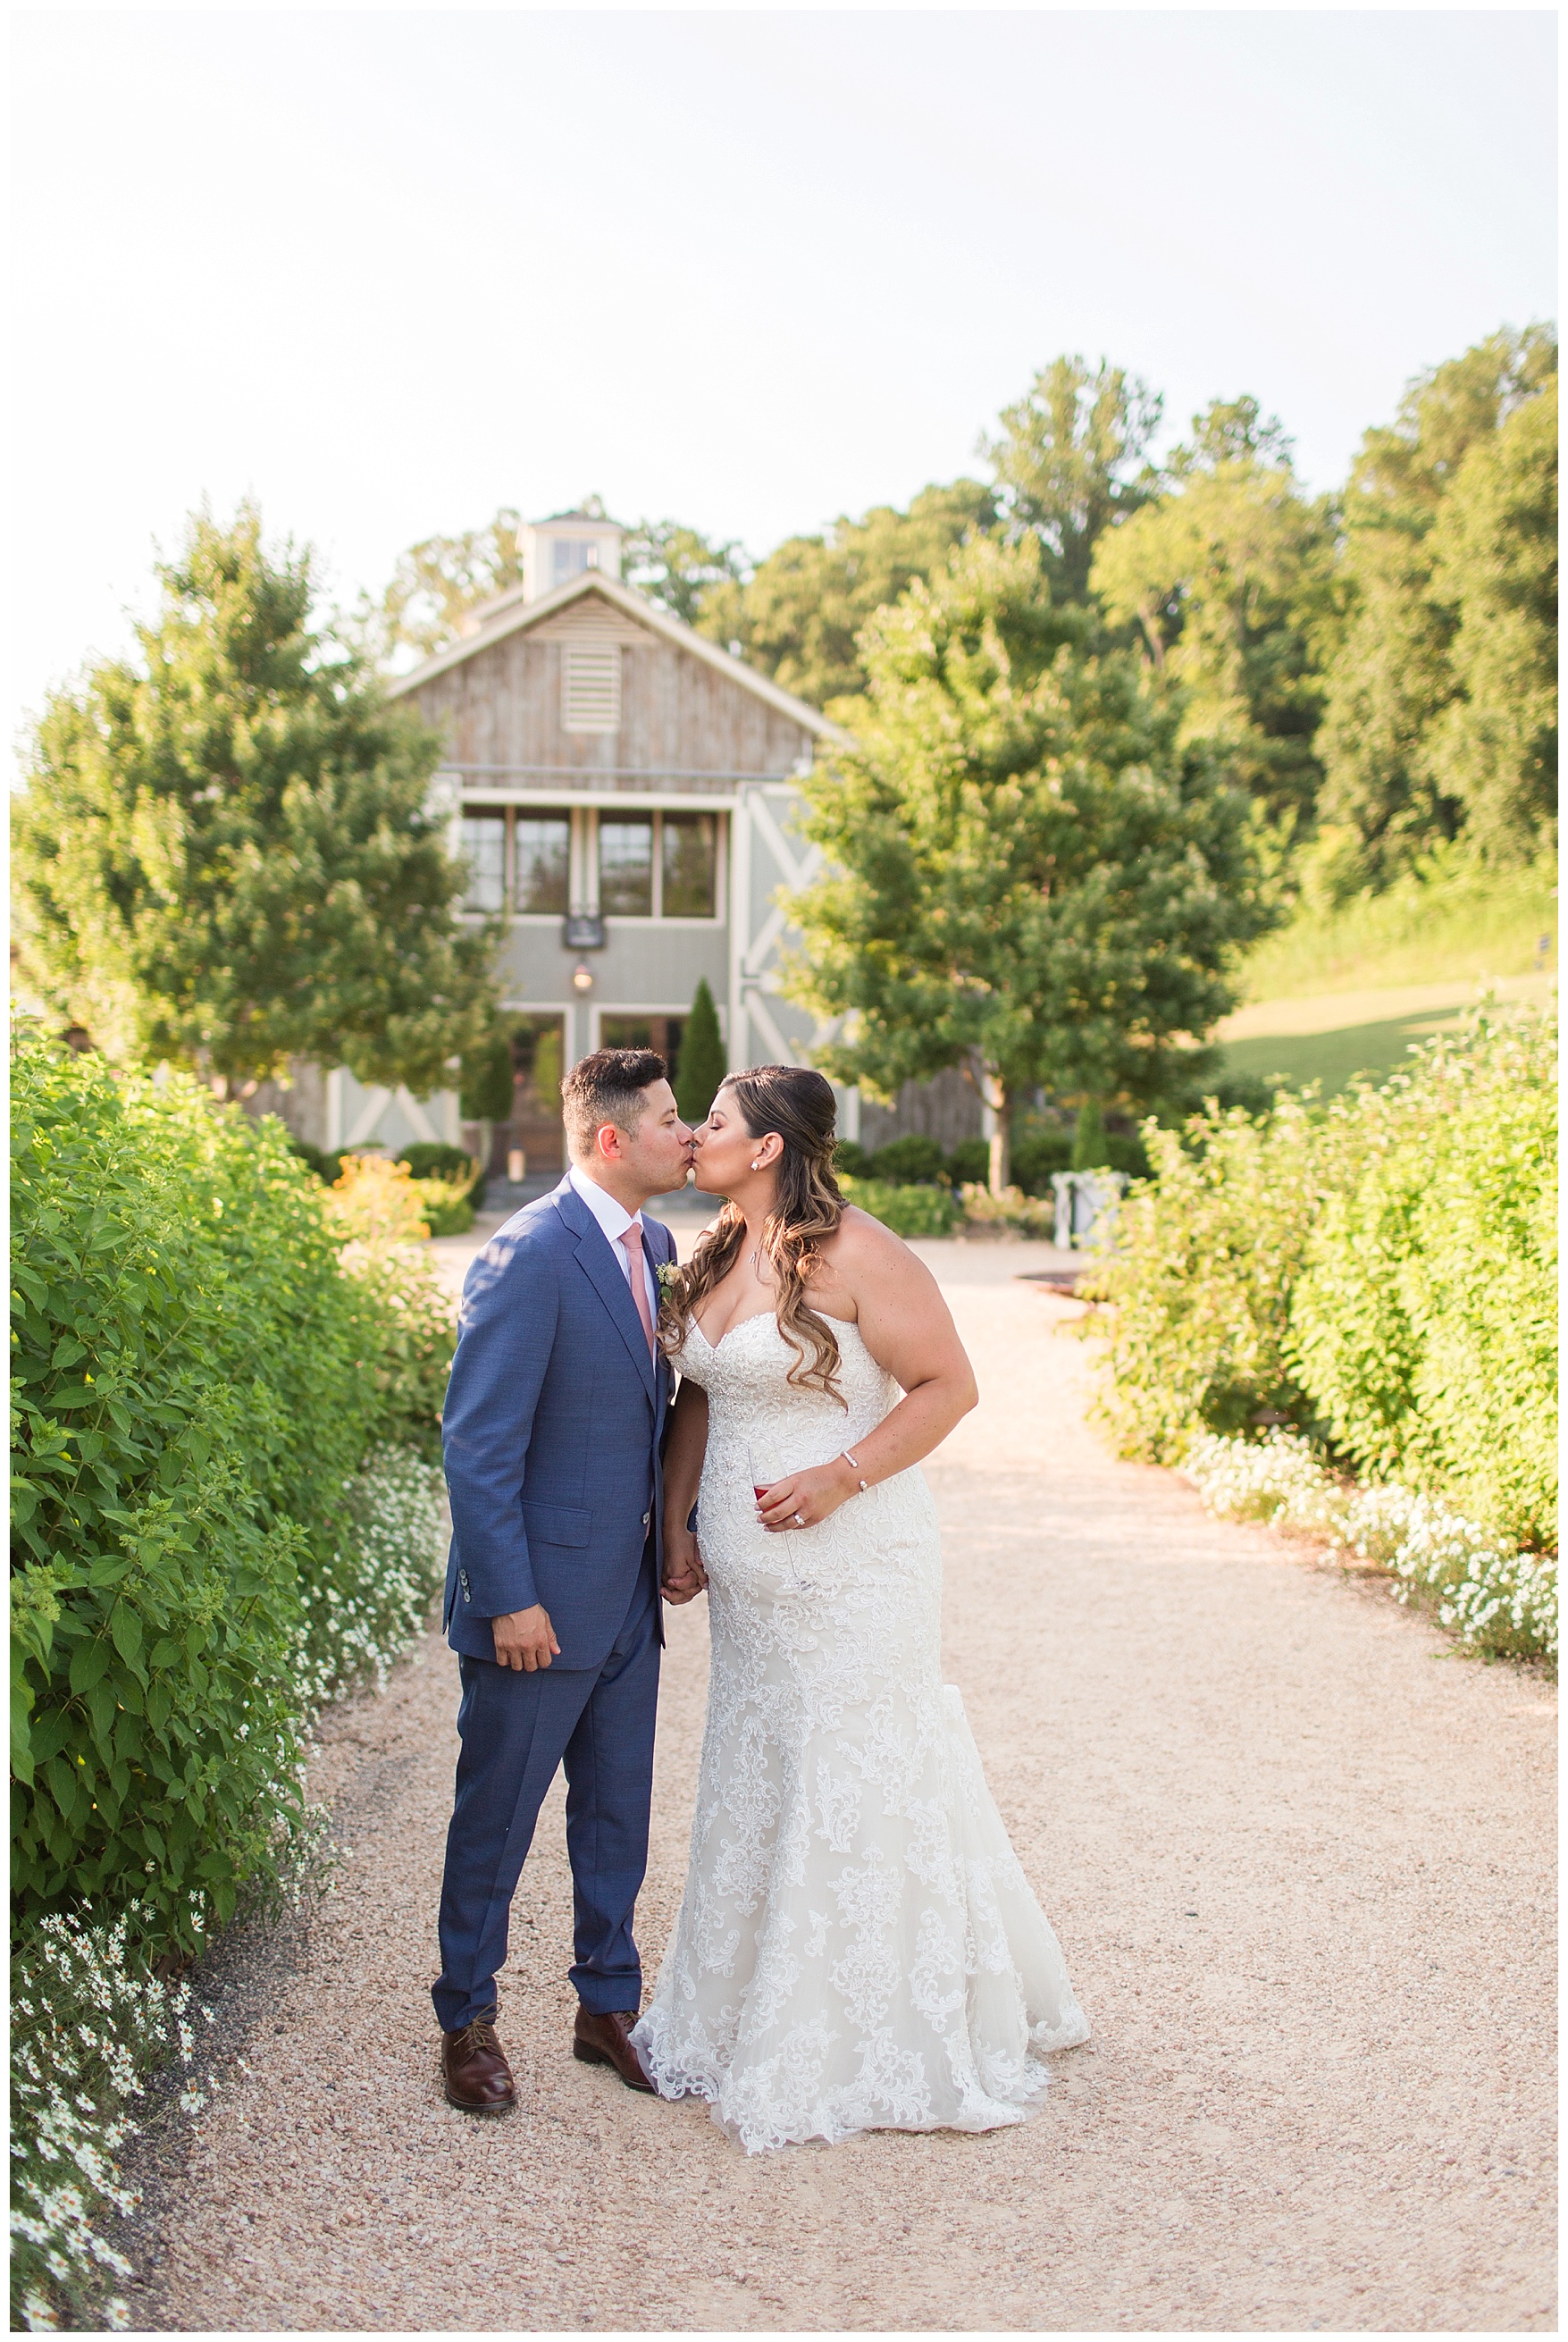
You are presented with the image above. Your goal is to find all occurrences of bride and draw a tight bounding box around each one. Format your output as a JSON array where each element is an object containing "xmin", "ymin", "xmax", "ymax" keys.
[{"xmin": 633, "ymin": 1063, "xmax": 1088, "ymax": 2152}]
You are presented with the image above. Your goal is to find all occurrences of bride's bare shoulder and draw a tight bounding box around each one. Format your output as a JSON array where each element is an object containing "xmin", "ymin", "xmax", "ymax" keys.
[{"xmin": 819, "ymin": 1205, "xmax": 933, "ymax": 1287}]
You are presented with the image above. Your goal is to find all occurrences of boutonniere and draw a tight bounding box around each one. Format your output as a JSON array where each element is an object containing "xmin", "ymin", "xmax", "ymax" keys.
[{"xmin": 655, "ymin": 1261, "xmax": 680, "ymax": 1296}]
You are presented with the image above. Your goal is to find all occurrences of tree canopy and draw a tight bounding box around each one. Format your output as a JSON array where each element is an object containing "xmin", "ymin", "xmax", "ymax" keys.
[
  {"xmin": 13, "ymin": 507, "xmax": 499, "ymax": 1098},
  {"xmin": 785, "ymin": 538, "xmax": 1272, "ymax": 1189},
  {"xmin": 983, "ymin": 354, "xmax": 1163, "ymax": 601},
  {"xmin": 1091, "ymin": 398, "xmax": 1338, "ymax": 824},
  {"xmin": 620, "ymin": 518, "xmax": 749, "ymax": 627},
  {"xmin": 695, "ymin": 479, "xmax": 998, "ymax": 711},
  {"xmin": 353, "ymin": 506, "xmax": 525, "ymax": 667},
  {"xmin": 1315, "ymin": 324, "xmax": 1557, "ymax": 878}
]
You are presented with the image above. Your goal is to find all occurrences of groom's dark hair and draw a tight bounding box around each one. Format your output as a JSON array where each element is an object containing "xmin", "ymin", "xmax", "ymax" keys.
[{"xmin": 561, "ymin": 1047, "xmax": 668, "ymax": 1160}]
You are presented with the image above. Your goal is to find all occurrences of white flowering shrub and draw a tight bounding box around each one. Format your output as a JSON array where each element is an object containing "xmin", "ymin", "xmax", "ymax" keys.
[
  {"xmin": 11, "ymin": 1448, "xmax": 446, "ymax": 2331},
  {"xmin": 1185, "ymin": 1429, "xmax": 1557, "ymax": 1663},
  {"xmin": 10, "ymin": 1907, "xmax": 217, "ymax": 2330},
  {"xmin": 295, "ymin": 1446, "xmax": 448, "ymax": 1712}
]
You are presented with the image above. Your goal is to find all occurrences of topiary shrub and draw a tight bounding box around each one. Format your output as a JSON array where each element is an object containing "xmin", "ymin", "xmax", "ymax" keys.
[{"xmin": 675, "ymin": 977, "xmax": 728, "ymax": 1126}]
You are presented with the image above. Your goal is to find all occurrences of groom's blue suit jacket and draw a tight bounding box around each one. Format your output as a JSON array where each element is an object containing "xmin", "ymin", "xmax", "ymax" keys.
[{"xmin": 440, "ymin": 1177, "xmax": 678, "ymax": 1671}]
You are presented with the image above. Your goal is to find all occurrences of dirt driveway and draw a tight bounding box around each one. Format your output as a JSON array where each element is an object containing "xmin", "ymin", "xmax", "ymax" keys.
[{"xmin": 130, "ymin": 1239, "xmax": 1555, "ymax": 2332}]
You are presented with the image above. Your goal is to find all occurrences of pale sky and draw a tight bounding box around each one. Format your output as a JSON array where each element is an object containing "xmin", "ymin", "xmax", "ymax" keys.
[{"xmin": 8, "ymin": 8, "xmax": 1557, "ymax": 747}]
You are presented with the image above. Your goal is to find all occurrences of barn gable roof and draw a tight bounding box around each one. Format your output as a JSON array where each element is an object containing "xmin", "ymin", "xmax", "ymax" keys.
[{"xmin": 387, "ymin": 567, "xmax": 847, "ymax": 743}]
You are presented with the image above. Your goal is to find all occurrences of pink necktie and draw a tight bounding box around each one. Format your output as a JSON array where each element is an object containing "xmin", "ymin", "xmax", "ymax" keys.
[{"xmin": 621, "ymin": 1224, "xmax": 658, "ymax": 1363}]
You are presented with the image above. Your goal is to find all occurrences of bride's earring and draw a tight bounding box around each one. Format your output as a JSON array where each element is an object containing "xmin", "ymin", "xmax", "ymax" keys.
[{"xmin": 750, "ymin": 1159, "xmax": 762, "ymax": 1170}]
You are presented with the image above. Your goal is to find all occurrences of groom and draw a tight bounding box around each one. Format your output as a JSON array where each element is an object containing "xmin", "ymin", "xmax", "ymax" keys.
[{"xmin": 432, "ymin": 1048, "xmax": 695, "ymax": 2113}]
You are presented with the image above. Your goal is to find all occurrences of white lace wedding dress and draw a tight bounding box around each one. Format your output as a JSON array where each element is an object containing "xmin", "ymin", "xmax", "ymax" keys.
[{"xmin": 633, "ymin": 1309, "xmax": 1089, "ymax": 2153}]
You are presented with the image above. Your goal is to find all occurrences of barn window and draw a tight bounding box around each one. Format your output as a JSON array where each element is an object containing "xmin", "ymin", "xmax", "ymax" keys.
[
  {"xmin": 562, "ymin": 644, "xmax": 621, "ymax": 732},
  {"xmin": 662, "ymin": 812, "xmax": 717, "ymax": 918},
  {"xmin": 594, "ymin": 811, "xmax": 721, "ymax": 920},
  {"xmin": 513, "ymin": 814, "xmax": 571, "ymax": 913},
  {"xmin": 459, "ymin": 813, "xmax": 507, "ymax": 912},
  {"xmin": 599, "ymin": 818, "xmax": 654, "ymax": 916}
]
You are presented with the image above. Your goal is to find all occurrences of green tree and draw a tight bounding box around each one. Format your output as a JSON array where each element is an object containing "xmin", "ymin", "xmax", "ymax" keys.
[
  {"xmin": 1423, "ymin": 386, "xmax": 1558, "ymax": 860},
  {"xmin": 674, "ymin": 976, "xmax": 728, "ymax": 1122},
  {"xmin": 353, "ymin": 505, "xmax": 525, "ymax": 665},
  {"xmin": 1091, "ymin": 396, "xmax": 1338, "ymax": 824},
  {"xmin": 785, "ymin": 537, "xmax": 1272, "ymax": 1191},
  {"xmin": 1316, "ymin": 324, "xmax": 1557, "ymax": 877},
  {"xmin": 696, "ymin": 479, "xmax": 997, "ymax": 709},
  {"xmin": 620, "ymin": 518, "xmax": 750, "ymax": 626},
  {"xmin": 983, "ymin": 354, "xmax": 1162, "ymax": 602},
  {"xmin": 12, "ymin": 506, "xmax": 499, "ymax": 1098}
]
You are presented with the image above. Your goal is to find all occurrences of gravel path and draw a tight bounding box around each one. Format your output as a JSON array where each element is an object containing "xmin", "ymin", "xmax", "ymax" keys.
[{"xmin": 131, "ymin": 1242, "xmax": 1555, "ymax": 2332}]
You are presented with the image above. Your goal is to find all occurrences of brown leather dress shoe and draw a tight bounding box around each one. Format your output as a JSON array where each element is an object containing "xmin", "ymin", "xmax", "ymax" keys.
[
  {"xmin": 573, "ymin": 2006, "xmax": 656, "ymax": 2093},
  {"xmin": 442, "ymin": 2016, "xmax": 516, "ymax": 2114}
]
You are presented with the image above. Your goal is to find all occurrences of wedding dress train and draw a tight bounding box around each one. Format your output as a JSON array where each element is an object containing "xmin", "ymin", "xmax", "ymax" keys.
[{"xmin": 633, "ymin": 1310, "xmax": 1088, "ymax": 2153}]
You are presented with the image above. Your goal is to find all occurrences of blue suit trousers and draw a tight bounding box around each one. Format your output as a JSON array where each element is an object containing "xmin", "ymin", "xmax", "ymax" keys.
[{"xmin": 432, "ymin": 1568, "xmax": 661, "ymax": 2033}]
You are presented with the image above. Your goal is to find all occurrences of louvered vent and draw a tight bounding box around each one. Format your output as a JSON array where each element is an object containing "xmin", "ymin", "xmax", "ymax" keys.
[{"xmin": 562, "ymin": 645, "xmax": 621, "ymax": 733}]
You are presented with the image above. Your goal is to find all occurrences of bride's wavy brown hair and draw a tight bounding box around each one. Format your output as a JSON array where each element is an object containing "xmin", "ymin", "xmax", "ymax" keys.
[{"xmin": 658, "ymin": 1064, "xmax": 848, "ymax": 1402}]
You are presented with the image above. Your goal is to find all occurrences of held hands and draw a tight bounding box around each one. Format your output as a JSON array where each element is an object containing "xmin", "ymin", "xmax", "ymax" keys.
[
  {"xmin": 756, "ymin": 1456, "xmax": 859, "ymax": 1533},
  {"xmin": 661, "ymin": 1526, "xmax": 708, "ymax": 1607},
  {"xmin": 492, "ymin": 1603, "xmax": 561, "ymax": 1671}
]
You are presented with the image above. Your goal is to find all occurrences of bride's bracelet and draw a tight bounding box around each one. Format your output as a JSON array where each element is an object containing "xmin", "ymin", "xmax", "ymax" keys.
[{"xmin": 841, "ymin": 1448, "xmax": 868, "ymax": 1494}]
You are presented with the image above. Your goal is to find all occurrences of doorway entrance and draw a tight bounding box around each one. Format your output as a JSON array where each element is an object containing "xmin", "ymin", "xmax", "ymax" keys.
[
  {"xmin": 492, "ymin": 1014, "xmax": 566, "ymax": 1179},
  {"xmin": 598, "ymin": 1012, "xmax": 686, "ymax": 1072}
]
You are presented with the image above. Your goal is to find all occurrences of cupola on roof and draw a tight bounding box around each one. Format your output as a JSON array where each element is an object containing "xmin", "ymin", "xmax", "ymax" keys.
[{"xmin": 521, "ymin": 507, "xmax": 624, "ymax": 604}]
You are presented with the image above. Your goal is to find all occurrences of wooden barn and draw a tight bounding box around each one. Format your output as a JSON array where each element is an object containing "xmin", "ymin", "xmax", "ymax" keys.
[{"xmin": 281, "ymin": 508, "xmax": 979, "ymax": 1184}]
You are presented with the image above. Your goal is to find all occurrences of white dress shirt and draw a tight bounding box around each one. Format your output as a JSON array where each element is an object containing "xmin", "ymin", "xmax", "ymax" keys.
[{"xmin": 568, "ymin": 1164, "xmax": 659, "ymax": 1322}]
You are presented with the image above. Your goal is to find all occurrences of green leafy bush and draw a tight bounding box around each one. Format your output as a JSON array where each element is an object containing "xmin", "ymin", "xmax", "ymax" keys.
[
  {"xmin": 1288, "ymin": 1010, "xmax": 1556, "ymax": 1550},
  {"xmin": 866, "ymin": 1135, "xmax": 948, "ymax": 1186},
  {"xmin": 286, "ymin": 1136, "xmax": 347, "ymax": 1185},
  {"xmin": 1094, "ymin": 1004, "xmax": 1557, "ymax": 1560},
  {"xmin": 837, "ymin": 1175, "xmax": 958, "ymax": 1237},
  {"xmin": 833, "ymin": 1139, "xmax": 872, "ymax": 1179},
  {"xmin": 944, "ymin": 1137, "xmax": 992, "ymax": 1187},
  {"xmin": 398, "ymin": 1142, "xmax": 474, "ymax": 1181},
  {"xmin": 1009, "ymin": 1129, "xmax": 1072, "ymax": 1195},
  {"xmin": 1089, "ymin": 1093, "xmax": 1337, "ymax": 1460},
  {"xmin": 11, "ymin": 1029, "xmax": 455, "ymax": 1955}
]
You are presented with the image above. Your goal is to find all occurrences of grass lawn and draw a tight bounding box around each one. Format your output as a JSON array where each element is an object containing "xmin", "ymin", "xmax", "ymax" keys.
[
  {"xmin": 1236, "ymin": 850, "xmax": 1556, "ymax": 1003},
  {"xmin": 1217, "ymin": 973, "xmax": 1556, "ymax": 1097}
]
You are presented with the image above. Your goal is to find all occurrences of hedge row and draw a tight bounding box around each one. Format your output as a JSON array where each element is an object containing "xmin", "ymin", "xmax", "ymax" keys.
[
  {"xmin": 11, "ymin": 1027, "xmax": 456, "ymax": 1955},
  {"xmin": 11, "ymin": 1028, "xmax": 459, "ymax": 2323},
  {"xmin": 1090, "ymin": 1003, "xmax": 1557, "ymax": 1561}
]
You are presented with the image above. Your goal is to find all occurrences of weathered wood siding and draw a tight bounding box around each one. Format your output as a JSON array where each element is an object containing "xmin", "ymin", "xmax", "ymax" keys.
[{"xmin": 410, "ymin": 595, "xmax": 813, "ymax": 777}]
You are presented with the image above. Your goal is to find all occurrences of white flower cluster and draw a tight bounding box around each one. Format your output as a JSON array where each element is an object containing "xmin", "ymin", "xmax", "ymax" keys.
[
  {"xmin": 1183, "ymin": 1429, "xmax": 1557, "ymax": 1662},
  {"xmin": 294, "ymin": 1446, "xmax": 449, "ymax": 1716},
  {"xmin": 11, "ymin": 1447, "xmax": 445, "ymax": 2330},
  {"xmin": 10, "ymin": 1906, "xmax": 217, "ymax": 2330}
]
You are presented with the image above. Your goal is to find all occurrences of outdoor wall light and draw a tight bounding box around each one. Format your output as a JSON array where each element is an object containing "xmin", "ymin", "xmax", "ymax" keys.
[{"xmin": 572, "ymin": 961, "xmax": 594, "ymax": 994}]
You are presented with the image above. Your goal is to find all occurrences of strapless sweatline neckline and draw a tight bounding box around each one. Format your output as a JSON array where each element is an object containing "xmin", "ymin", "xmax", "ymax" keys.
[{"xmin": 688, "ymin": 1306, "xmax": 859, "ymax": 1354}]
